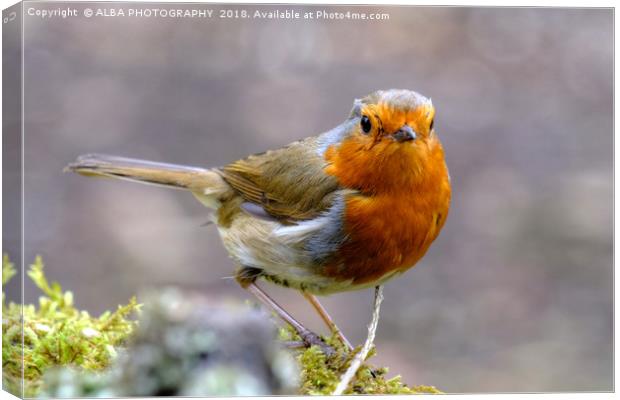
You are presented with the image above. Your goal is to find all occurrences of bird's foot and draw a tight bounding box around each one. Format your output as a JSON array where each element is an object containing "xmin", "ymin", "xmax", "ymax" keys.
[
  {"xmin": 299, "ymin": 329, "xmax": 336, "ymax": 356},
  {"xmin": 283, "ymin": 340, "xmax": 306, "ymax": 349}
]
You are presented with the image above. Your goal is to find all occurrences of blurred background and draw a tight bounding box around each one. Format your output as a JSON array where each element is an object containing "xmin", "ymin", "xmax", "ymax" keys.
[{"xmin": 6, "ymin": 4, "xmax": 612, "ymax": 393}]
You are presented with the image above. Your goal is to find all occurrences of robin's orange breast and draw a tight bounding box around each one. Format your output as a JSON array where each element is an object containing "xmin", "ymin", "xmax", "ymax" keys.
[
  {"xmin": 322, "ymin": 133, "xmax": 451, "ymax": 287},
  {"xmin": 323, "ymin": 188, "xmax": 449, "ymax": 286}
]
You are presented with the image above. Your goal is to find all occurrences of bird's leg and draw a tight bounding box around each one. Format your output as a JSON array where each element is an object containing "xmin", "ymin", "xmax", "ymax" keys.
[
  {"xmin": 244, "ymin": 282, "xmax": 335, "ymax": 355},
  {"xmin": 302, "ymin": 292, "xmax": 353, "ymax": 351}
]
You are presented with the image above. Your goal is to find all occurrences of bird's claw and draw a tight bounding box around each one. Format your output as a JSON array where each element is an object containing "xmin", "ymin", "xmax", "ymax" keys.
[{"xmin": 300, "ymin": 330, "xmax": 336, "ymax": 356}]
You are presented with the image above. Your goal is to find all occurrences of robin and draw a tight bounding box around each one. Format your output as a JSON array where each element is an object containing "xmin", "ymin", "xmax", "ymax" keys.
[{"xmin": 66, "ymin": 89, "xmax": 451, "ymax": 353}]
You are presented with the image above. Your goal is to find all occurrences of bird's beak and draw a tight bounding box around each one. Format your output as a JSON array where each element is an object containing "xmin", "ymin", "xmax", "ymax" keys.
[{"xmin": 392, "ymin": 125, "xmax": 417, "ymax": 142}]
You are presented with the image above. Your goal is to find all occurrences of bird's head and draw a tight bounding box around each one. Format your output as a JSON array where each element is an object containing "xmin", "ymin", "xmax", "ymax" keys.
[
  {"xmin": 325, "ymin": 89, "xmax": 446, "ymax": 194},
  {"xmin": 351, "ymin": 89, "xmax": 435, "ymax": 146}
]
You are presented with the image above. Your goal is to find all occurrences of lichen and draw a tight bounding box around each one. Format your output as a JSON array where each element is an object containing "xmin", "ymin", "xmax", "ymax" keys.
[{"xmin": 2, "ymin": 255, "xmax": 140, "ymax": 397}]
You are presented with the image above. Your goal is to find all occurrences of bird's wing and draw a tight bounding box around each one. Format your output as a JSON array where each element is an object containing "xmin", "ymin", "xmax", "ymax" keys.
[{"xmin": 219, "ymin": 134, "xmax": 345, "ymax": 222}]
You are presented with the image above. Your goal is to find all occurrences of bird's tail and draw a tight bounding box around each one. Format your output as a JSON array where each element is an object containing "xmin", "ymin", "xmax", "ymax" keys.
[{"xmin": 65, "ymin": 154, "xmax": 230, "ymax": 202}]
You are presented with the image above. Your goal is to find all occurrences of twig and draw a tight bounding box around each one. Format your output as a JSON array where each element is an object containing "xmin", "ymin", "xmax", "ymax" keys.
[{"xmin": 332, "ymin": 285, "xmax": 384, "ymax": 395}]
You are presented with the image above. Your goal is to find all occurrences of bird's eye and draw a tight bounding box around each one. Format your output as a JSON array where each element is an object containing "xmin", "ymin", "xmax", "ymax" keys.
[
  {"xmin": 429, "ymin": 118, "xmax": 435, "ymax": 132},
  {"xmin": 361, "ymin": 115, "xmax": 372, "ymax": 134}
]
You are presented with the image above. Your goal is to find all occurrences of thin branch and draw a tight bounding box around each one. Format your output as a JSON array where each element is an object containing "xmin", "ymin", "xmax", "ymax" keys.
[{"xmin": 332, "ymin": 285, "xmax": 384, "ymax": 395}]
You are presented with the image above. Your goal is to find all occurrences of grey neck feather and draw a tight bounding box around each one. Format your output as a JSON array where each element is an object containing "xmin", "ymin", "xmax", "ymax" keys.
[{"xmin": 315, "ymin": 118, "xmax": 358, "ymax": 156}]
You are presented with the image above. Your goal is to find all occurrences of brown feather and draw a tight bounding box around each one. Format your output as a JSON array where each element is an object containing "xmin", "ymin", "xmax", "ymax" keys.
[
  {"xmin": 219, "ymin": 136, "xmax": 341, "ymax": 222},
  {"xmin": 65, "ymin": 153, "xmax": 230, "ymax": 194}
]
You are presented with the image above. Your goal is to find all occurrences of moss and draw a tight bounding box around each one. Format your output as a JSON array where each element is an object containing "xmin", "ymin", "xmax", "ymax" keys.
[
  {"xmin": 2, "ymin": 255, "xmax": 140, "ymax": 397},
  {"xmin": 2, "ymin": 255, "xmax": 441, "ymax": 396},
  {"xmin": 283, "ymin": 324, "xmax": 442, "ymax": 395},
  {"xmin": 41, "ymin": 289, "xmax": 299, "ymax": 397}
]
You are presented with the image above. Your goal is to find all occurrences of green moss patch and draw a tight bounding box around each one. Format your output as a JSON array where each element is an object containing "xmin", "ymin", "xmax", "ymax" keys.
[{"xmin": 2, "ymin": 255, "xmax": 140, "ymax": 397}]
